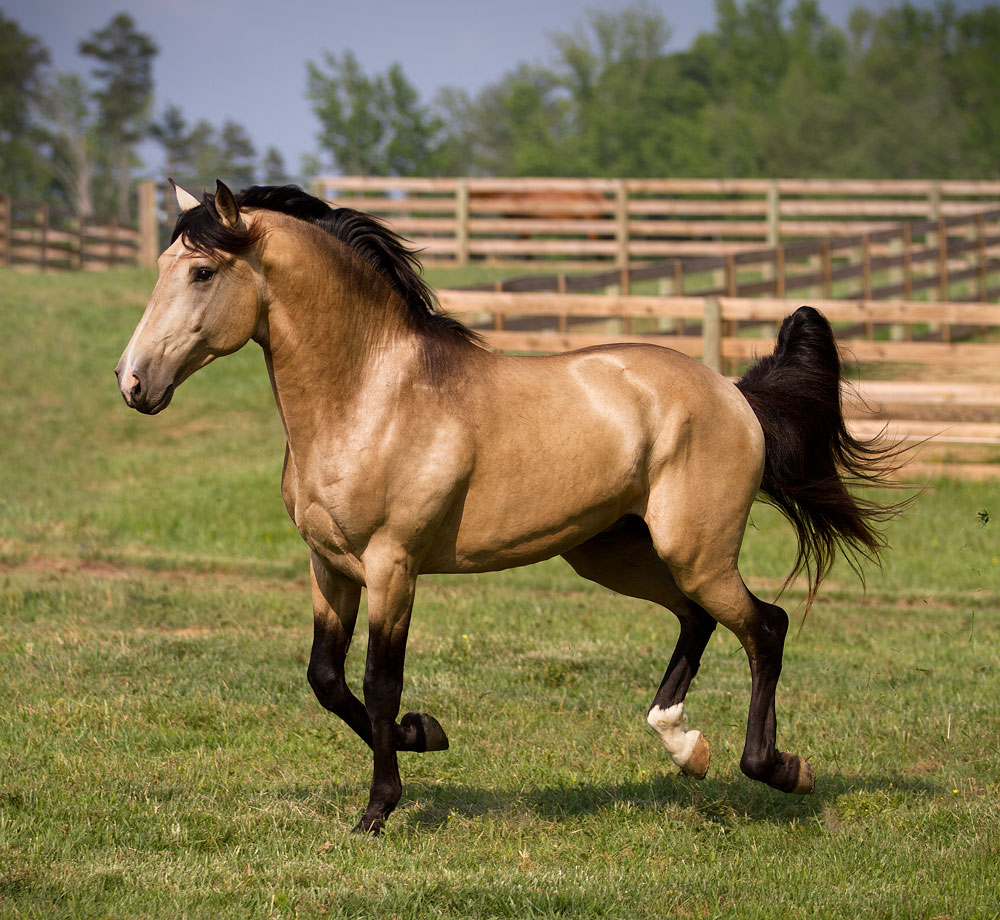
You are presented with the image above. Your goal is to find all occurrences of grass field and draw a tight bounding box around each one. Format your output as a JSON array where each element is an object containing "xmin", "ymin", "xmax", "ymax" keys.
[{"xmin": 1, "ymin": 268, "xmax": 998, "ymax": 919}]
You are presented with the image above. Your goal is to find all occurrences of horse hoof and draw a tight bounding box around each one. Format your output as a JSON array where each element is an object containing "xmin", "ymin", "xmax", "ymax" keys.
[
  {"xmin": 400, "ymin": 712, "xmax": 450, "ymax": 752},
  {"xmin": 679, "ymin": 730, "xmax": 710, "ymax": 780},
  {"xmin": 790, "ymin": 755, "xmax": 815, "ymax": 794},
  {"xmin": 771, "ymin": 752, "xmax": 814, "ymax": 794},
  {"xmin": 351, "ymin": 816, "xmax": 383, "ymax": 837}
]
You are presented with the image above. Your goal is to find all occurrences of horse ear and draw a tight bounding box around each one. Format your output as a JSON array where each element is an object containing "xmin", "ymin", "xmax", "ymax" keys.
[
  {"xmin": 169, "ymin": 178, "xmax": 201, "ymax": 212},
  {"xmin": 214, "ymin": 180, "xmax": 242, "ymax": 230}
]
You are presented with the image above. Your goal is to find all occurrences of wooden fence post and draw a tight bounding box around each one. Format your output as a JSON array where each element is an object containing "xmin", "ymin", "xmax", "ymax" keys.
[
  {"xmin": 976, "ymin": 213, "xmax": 987, "ymax": 302},
  {"xmin": 615, "ymin": 179, "xmax": 629, "ymax": 271},
  {"xmin": 455, "ymin": 179, "xmax": 469, "ymax": 267},
  {"xmin": 0, "ymin": 193, "xmax": 10, "ymax": 266},
  {"xmin": 138, "ymin": 179, "xmax": 158, "ymax": 267},
  {"xmin": 76, "ymin": 215, "xmax": 86, "ymax": 270},
  {"xmin": 702, "ymin": 297, "xmax": 722, "ymax": 373},
  {"xmin": 927, "ymin": 181, "xmax": 942, "ymax": 222},
  {"xmin": 766, "ymin": 180, "xmax": 780, "ymax": 247},
  {"xmin": 37, "ymin": 203, "xmax": 49, "ymax": 272},
  {"xmin": 938, "ymin": 218, "xmax": 949, "ymax": 302}
]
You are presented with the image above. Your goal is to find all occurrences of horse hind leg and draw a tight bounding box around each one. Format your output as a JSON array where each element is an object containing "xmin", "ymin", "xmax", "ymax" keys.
[
  {"xmin": 645, "ymin": 608, "xmax": 715, "ymax": 780},
  {"xmin": 562, "ymin": 517, "xmax": 715, "ymax": 780},
  {"xmin": 669, "ymin": 564, "xmax": 814, "ymax": 795},
  {"xmin": 737, "ymin": 593, "xmax": 814, "ymax": 793}
]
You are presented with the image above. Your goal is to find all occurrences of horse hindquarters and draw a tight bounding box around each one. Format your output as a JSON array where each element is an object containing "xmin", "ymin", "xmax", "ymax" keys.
[{"xmin": 627, "ymin": 331, "xmax": 819, "ymax": 793}]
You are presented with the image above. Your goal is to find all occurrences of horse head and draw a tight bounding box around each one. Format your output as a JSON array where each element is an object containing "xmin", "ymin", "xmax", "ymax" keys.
[{"xmin": 115, "ymin": 180, "xmax": 264, "ymax": 414}]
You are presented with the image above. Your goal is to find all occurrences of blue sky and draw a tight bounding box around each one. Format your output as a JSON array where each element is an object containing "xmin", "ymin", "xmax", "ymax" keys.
[{"xmin": 3, "ymin": 0, "xmax": 990, "ymax": 179}]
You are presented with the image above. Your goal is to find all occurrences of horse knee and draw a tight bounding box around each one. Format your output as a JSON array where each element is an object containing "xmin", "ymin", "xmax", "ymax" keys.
[{"xmin": 307, "ymin": 663, "xmax": 348, "ymax": 711}]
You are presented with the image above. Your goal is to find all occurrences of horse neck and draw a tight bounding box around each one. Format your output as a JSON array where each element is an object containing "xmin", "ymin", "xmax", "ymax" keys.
[{"xmin": 257, "ymin": 226, "xmax": 426, "ymax": 444}]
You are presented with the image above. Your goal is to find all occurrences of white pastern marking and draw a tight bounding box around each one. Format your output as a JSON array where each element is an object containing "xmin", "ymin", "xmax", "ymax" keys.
[{"xmin": 647, "ymin": 703, "xmax": 700, "ymax": 766}]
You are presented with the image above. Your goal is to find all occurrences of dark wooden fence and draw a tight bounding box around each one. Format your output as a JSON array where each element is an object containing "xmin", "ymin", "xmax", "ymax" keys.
[{"xmin": 457, "ymin": 207, "xmax": 1000, "ymax": 325}]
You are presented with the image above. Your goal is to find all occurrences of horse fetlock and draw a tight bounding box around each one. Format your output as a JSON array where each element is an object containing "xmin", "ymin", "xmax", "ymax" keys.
[
  {"xmin": 647, "ymin": 704, "xmax": 709, "ymax": 778},
  {"xmin": 398, "ymin": 712, "xmax": 449, "ymax": 752}
]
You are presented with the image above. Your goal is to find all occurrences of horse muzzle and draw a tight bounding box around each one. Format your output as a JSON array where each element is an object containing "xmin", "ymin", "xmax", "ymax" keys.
[{"xmin": 114, "ymin": 360, "xmax": 175, "ymax": 415}]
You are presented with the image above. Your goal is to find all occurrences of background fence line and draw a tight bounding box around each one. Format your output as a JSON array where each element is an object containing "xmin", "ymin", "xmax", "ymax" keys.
[
  {"xmin": 314, "ymin": 176, "xmax": 1000, "ymax": 268},
  {"xmin": 0, "ymin": 189, "xmax": 150, "ymax": 272}
]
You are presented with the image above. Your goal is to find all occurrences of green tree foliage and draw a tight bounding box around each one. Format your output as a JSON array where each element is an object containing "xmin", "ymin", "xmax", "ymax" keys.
[
  {"xmin": 78, "ymin": 13, "xmax": 158, "ymax": 221},
  {"xmin": 150, "ymin": 105, "xmax": 261, "ymax": 192},
  {"xmin": 306, "ymin": 50, "xmax": 444, "ymax": 175},
  {"xmin": 0, "ymin": 12, "xmax": 50, "ymax": 199},
  {"xmin": 434, "ymin": 0, "xmax": 1000, "ymax": 180}
]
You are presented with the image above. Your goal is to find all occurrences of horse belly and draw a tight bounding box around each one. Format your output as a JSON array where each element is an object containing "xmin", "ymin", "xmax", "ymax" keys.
[{"xmin": 429, "ymin": 429, "xmax": 646, "ymax": 573}]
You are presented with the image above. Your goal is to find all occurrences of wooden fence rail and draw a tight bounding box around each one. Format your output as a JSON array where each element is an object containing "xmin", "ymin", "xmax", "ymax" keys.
[
  {"xmin": 460, "ymin": 207, "xmax": 1000, "ymax": 312},
  {"xmin": 0, "ymin": 181, "xmax": 159, "ymax": 271},
  {"xmin": 315, "ymin": 176, "xmax": 1000, "ymax": 268}
]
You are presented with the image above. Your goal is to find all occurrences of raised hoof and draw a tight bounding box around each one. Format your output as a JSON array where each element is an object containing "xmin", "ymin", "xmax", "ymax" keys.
[
  {"xmin": 788, "ymin": 754, "xmax": 815, "ymax": 794},
  {"xmin": 678, "ymin": 730, "xmax": 710, "ymax": 780},
  {"xmin": 400, "ymin": 712, "xmax": 450, "ymax": 752}
]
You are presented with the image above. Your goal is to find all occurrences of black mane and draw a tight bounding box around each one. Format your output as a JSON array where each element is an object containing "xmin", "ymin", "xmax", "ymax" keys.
[{"xmin": 171, "ymin": 184, "xmax": 480, "ymax": 348}]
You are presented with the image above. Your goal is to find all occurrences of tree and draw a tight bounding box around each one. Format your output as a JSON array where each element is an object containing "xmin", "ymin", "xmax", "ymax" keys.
[
  {"xmin": 151, "ymin": 106, "xmax": 259, "ymax": 191},
  {"xmin": 833, "ymin": 3, "xmax": 967, "ymax": 178},
  {"xmin": 261, "ymin": 147, "xmax": 289, "ymax": 185},
  {"xmin": 306, "ymin": 51, "xmax": 443, "ymax": 175},
  {"xmin": 36, "ymin": 72, "xmax": 95, "ymax": 218},
  {"xmin": 549, "ymin": 1, "xmax": 680, "ymax": 176},
  {"xmin": 149, "ymin": 104, "xmax": 193, "ymax": 180},
  {"xmin": 944, "ymin": 5, "xmax": 1000, "ymax": 177},
  {"xmin": 435, "ymin": 65, "xmax": 572, "ymax": 176},
  {"xmin": 0, "ymin": 13, "xmax": 50, "ymax": 198},
  {"xmin": 79, "ymin": 13, "xmax": 157, "ymax": 221}
]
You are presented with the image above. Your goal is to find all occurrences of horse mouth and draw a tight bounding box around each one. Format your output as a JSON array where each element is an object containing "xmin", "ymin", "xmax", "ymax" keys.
[{"xmin": 128, "ymin": 383, "xmax": 175, "ymax": 415}]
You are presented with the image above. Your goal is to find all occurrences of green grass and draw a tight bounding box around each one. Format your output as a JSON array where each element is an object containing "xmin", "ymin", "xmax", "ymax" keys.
[{"xmin": 1, "ymin": 268, "xmax": 999, "ymax": 919}]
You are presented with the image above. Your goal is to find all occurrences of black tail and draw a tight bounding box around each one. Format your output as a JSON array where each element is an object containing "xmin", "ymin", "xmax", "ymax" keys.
[{"xmin": 736, "ymin": 306, "xmax": 908, "ymax": 605}]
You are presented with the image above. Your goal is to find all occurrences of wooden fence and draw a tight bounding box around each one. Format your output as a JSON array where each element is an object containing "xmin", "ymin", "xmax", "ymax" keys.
[
  {"xmin": 460, "ymin": 207, "xmax": 1000, "ymax": 314},
  {"xmin": 314, "ymin": 176, "xmax": 1000, "ymax": 268},
  {"xmin": 0, "ymin": 182, "xmax": 158, "ymax": 271}
]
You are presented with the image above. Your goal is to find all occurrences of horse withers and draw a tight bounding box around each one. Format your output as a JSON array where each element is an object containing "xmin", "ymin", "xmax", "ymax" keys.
[{"xmin": 116, "ymin": 180, "xmax": 904, "ymax": 835}]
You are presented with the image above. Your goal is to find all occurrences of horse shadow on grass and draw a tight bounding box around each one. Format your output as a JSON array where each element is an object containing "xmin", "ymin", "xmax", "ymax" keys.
[{"xmin": 387, "ymin": 768, "xmax": 942, "ymax": 833}]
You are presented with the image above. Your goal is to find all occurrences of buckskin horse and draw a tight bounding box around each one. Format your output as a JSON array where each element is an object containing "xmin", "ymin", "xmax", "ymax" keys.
[{"xmin": 116, "ymin": 181, "xmax": 903, "ymax": 835}]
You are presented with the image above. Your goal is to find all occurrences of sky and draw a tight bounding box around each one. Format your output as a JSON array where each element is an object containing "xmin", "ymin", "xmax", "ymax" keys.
[{"xmin": 2, "ymin": 0, "xmax": 992, "ymax": 180}]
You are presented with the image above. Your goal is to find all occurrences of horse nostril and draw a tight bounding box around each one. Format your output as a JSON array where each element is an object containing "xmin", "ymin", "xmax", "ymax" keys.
[{"xmin": 129, "ymin": 374, "xmax": 142, "ymax": 396}]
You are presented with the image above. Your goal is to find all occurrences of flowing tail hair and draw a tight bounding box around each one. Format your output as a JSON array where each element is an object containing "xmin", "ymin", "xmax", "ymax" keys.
[{"xmin": 736, "ymin": 306, "xmax": 910, "ymax": 607}]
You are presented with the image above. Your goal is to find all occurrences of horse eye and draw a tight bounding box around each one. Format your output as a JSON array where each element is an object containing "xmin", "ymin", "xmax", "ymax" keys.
[{"xmin": 193, "ymin": 268, "xmax": 215, "ymax": 283}]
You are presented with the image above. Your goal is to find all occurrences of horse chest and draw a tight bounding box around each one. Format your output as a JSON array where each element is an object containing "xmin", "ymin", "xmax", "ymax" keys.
[{"xmin": 281, "ymin": 453, "xmax": 373, "ymax": 579}]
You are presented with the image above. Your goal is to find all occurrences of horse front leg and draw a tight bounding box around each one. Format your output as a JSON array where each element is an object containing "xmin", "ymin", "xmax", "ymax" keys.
[
  {"xmin": 307, "ymin": 553, "xmax": 372, "ymax": 746},
  {"xmin": 354, "ymin": 556, "xmax": 447, "ymax": 836}
]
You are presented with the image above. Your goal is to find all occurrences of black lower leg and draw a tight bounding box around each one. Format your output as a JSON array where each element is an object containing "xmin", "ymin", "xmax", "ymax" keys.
[
  {"xmin": 308, "ymin": 621, "xmax": 374, "ymax": 748},
  {"xmin": 739, "ymin": 598, "xmax": 812, "ymax": 793},
  {"xmin": 650, "ymin": 606, "xmax": 716, "ymax": 712}
]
